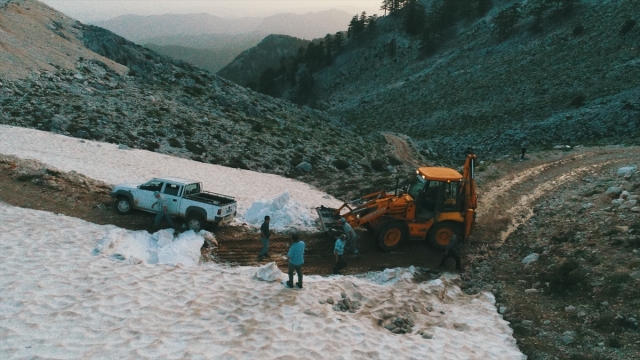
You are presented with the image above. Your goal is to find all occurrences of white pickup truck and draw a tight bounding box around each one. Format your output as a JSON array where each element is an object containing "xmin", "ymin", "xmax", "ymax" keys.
[{"xmin": 110, "ymin": 177, "xmax": 237, "ymax": 231}]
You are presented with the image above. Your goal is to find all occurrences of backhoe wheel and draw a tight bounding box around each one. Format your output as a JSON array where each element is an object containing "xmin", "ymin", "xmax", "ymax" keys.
[
  {"xmin": 187, "ymin": 215, "xmax": 205, "ymax": 232},
  {"xmin": 376, "ymin": 221, "xmax": 408, "ymax": 252},
  {"xmin": 114, "ymin": 197, "xmax": 132, "ymax": 215},
  {"xmin": 427, "ymin": 221, "xmax": 462, "ymax": 250}
]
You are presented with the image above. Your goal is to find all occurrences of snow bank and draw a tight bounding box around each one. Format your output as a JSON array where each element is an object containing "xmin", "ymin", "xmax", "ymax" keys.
[
  {"xmin": 0, "ymin": 204, "xmax": 525, "ymax": 359},
  {"xmin": 94, "ymin": 228, "xmax": 204, "ymax": 267},
  {"xmin": 0, "ymin": 125, "xmax": 342, "ymax": 231},
  {"xmin": 243, "ymin": 190, "xmax": 317, "ymax": 231}
]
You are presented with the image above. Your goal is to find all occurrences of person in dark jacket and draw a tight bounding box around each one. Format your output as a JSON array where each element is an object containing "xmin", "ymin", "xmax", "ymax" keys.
[
  {"xmin": 439, "ymin": 234, "xmax": 462, "ymax": 270},
  {"xmin": 520, "ymin": 137, "xmax": 530, "ymax": 161},
  {"xmin": 258, "ymin": 216, "xmax": 271, "ymax": 261},
  {"xmin": 286, "ymin": 234, "xmax": 305, "ymax": 288}
]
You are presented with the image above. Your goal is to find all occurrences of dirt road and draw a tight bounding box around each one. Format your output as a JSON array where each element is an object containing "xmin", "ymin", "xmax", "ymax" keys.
[{"xmin": 382, "ymin": 132, "xmax": 426, "ymax": 167}]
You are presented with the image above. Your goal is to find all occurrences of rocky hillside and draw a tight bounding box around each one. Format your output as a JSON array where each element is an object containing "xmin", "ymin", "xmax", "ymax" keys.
[
  {"xmin": 239, "ymin": 0, "xmax": 640, "ymax": 159},
  {"xmin": 217, "ymin": 35, "xmax": 311, "ymax": 89},
  {"xmin": 0, "ymin": 0, "xmax": 395, "ymax": 199},
  {"xmin": 462, "ymin": 147, "xmax": 640, "ymax": 360}
]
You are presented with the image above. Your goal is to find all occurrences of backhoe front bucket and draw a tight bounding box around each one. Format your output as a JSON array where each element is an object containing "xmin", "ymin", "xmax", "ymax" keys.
[{"xmin": 316, "ymin": 205, "xmax": 339, "ymax": 232}]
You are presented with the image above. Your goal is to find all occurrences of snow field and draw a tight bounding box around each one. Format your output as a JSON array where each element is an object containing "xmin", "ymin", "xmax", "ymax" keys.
[
  {"xmin": 0, "ymin": 204, "xmax": 525, "ymax": 359},
  {"xmin": 0, "ymin": 125, "xmax": 341, "ymax": 231}
]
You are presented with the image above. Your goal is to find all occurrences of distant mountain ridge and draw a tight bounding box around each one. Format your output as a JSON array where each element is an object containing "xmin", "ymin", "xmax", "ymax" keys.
[{"xmin": 93, "ymin": 9, "xmax": 354, "ymax": 42}]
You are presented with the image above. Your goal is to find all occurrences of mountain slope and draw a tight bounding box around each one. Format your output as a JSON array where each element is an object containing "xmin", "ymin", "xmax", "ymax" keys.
[
  {"xmin": 242, "ymin": 0, "xmax": 640, "ymax": 158},
  {"xmin": 217, "ymin": 34, "xmax": 310, "ymax": 88},
  {"xmin": 0, "ymin": 0, "xmax": 391, "ymax": 199}
]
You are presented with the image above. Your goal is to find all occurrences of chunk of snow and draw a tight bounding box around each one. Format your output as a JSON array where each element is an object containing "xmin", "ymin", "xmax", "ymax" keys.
[
  {"xmin": 94, "ymin": 228, "xmax": 203, "ymax": 267},
  {"xmin": 241, "ymin": 191, "xmax": 317, "ymax": 231},
  {"xmin": 256, "ymin": 262, "xmax": 283, "ymax": 282}
]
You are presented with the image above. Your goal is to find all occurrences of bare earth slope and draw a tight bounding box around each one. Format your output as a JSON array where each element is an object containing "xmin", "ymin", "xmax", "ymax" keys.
[{"xmin": 0, "ymin": 0, "xmax": 126, "ymax": 80}]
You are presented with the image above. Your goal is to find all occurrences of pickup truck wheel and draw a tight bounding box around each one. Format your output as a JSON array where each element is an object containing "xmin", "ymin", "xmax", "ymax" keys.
[
  {"xmin": 427, "ymin": 221, "xmax": 462, "ymax": 250},
  {"xmin": 376, "ymin": 221, "xmax": 407, "ymax": 252},
  {"xmin": 114, "ymin": 197, "xmax": 132, "ymax": 215},
  {"xmin": 187, "ymin": 215, "xmax": 205, "ymax": 232}
]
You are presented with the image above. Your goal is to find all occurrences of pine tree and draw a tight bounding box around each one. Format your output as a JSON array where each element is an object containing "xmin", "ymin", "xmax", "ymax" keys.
[{"xmin": 404, "ymin": 0, "xmax": 426, "ymax": 35}]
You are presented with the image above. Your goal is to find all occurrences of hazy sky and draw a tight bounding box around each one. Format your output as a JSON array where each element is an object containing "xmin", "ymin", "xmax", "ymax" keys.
[{"xmin": 42, "ymin": 0, "xmax": 384, "ymax": 22}]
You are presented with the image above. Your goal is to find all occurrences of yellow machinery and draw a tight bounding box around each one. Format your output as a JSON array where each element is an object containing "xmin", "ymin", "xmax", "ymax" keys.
[{"xmin": 316, "ymin": 152, "xmax": 477, "ymax": 251}]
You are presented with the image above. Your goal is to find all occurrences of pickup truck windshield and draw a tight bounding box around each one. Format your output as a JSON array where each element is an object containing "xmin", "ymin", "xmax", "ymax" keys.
[
  {"xmin": 140, "ymin": 180, "xmax": 164, "ymax": 192},
  {"xmin": 184, "ymin": 183, "xmax": 200, "ymax": 196}
]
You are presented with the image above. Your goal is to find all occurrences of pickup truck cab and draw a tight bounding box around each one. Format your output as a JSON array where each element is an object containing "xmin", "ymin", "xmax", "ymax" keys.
[{"xmin": 110, "ymin": 177, "xmax": 237, "ymax": 231}]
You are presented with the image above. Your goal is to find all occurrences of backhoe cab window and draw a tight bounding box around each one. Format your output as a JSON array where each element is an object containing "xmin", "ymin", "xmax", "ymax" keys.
[
  {"xmin": 408, "ymin": 175, "xmax": 426, "ymax": 200},
  {"xmin": 140, "ymin": 180, "xmax": 164, "ymax": 192},
  {"xmin": 442, "ymin": 181, "xmax": 460, "ymax": 212}
]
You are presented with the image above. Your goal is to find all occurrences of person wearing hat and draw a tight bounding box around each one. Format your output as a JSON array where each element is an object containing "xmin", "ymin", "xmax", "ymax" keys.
[
  {"xmin": 333, "ymin": 234, "xmax": 347, "ymax": 274},
  {"xmin": 152, "ymin": 191, "xmax": 173, "ymax": 229},
  {"xmin": 338, "ymin": 217, "xmax": 360, "ymax": 257}
]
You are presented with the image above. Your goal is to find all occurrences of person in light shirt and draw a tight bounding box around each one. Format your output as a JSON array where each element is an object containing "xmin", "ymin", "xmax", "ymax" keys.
[
  {"xmin": 333, "ymin": 234, "xmax": 347, "ymax": 274},
  {"xmin": 151, "ymin": 191, "xmax": 173, "ymax": 229},
  {"xmin": 286, "ymin": 233, "xmax": 305, "ymax": 289}
]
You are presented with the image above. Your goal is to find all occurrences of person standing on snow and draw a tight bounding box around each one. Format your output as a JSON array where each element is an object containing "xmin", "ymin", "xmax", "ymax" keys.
[
  {"xmin": 333, "ymin": 234, "xmax": 347, "ymax": 274},
  {"xmin": 439, "ymin": 234, "xmax": 462, "ymax": 270},
  {"xmin": 258, "ymin": 215, "xmax": 271, "ymax": 261},
  {"xmin": 286, "ymin": 234, "xmax": 305, "ymax": 289},
  {"xmin": 520, "ymin": 136, "xmax": 530, "ymax": 161},
  {"xmin": 338, "ymin": 217, "xmax": 360, "ymax": 257},
  {"xmin": 152, "ymin": 191, "xmax": 174, "ymax": 229}
]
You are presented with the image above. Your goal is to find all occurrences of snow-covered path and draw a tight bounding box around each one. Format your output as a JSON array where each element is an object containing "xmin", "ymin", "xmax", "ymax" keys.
[
  {"xmin": 0, "ymin": 203, "xmax": 525, "ymax": 359},
  {"xmin": 0, "ymin": 125, "xmax": 341, "ymax": 229}
]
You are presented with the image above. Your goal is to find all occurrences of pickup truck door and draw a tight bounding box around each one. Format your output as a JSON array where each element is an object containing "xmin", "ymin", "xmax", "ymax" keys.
[
  {"xmin": 162, "ymin": 182, "xmax": 183, "ymax": 215},
  {"xmin": 135, "ymin": 179, "xmax": 165, "ymax": 211}
]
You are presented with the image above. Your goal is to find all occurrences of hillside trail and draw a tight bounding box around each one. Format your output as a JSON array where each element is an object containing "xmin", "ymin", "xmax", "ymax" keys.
[
  {"xmin": 382, "ymin": 132, "xmax": 425, "ymax": 167},
  {"xmin": 475, "ymin": 146, "xmax": 640, "ymax": 245}
]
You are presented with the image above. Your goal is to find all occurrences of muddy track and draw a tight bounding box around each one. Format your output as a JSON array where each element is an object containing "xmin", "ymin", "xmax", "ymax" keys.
[
  {"xmin": 382, "ymin": 132, "xmax": 425, "ymax": 167},
  {"xmin": 476, "ymin": 146, "xmax": 640, "ymax": 243}
]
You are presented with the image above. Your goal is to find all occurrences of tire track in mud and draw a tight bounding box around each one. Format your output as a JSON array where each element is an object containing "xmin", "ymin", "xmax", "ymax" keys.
[{"xmin": 476, "ymin": 147, "xmax": 640, "ymax": 244}]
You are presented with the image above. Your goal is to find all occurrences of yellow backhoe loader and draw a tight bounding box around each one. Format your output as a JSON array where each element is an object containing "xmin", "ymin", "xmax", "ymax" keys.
[{"xmin": 316, "ymin": 151, "xmax": 477, "ymax": 251}]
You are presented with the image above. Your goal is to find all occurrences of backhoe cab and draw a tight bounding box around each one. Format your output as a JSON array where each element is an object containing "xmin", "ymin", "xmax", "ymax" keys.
[{"xmin": 316, "ymin": 152, "xmax": 477, "ymax": 251}]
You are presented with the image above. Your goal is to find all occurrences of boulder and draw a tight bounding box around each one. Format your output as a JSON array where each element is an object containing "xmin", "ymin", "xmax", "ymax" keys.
[
  {"xmin": 617, "ymin": 166, "xmax": 637, "ymax": 177},
  {"xmin": 247, "ymin": 105, "xmax": 262, "ymax": 117},
  {"xmin": 75, "ymin": 130, "xmax": 90, "ymax": 139},
  {"xmin": 522, "ymin": 253, "xmax": 539, "ymax": 265},
  {"xmin": 606, "ymin": 186, "xmax": 622, "ymax": 198},
  {"xmin": 612, "ymin": 199, "xmax": 624, "ymax": 206},
  {"xmin": 621, "ymin": 190, "xmax": 630, "ymax": 199},
  {"xmin": 295, "ymin": 161, "xmax": 312, "ymax": 173},
  {"xmin": 49, "ymin": 114, "xmax": 70, "ymax": 131},
  {"xmin": 631, "ymin": 271, "xmax": 640, "ymax": 281},
  {"xmin": 118, "ymin": 144, "xmax": 130, "ymax": 150}
]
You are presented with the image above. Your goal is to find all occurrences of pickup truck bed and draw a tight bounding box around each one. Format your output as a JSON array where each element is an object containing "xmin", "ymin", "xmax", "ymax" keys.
[{"xmin": 185, "ymin": 191, "xmax": 235, "ymax": 206}]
